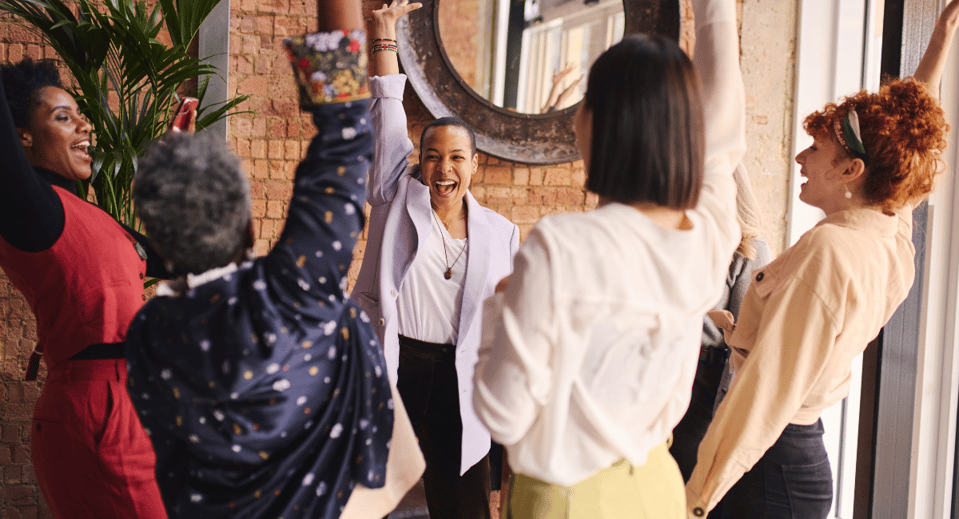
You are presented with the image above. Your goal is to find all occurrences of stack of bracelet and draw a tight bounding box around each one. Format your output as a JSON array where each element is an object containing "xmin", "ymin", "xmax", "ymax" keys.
[{"xmin": 372, "ymin": 38, "xmax": 397, "ymax": 53}]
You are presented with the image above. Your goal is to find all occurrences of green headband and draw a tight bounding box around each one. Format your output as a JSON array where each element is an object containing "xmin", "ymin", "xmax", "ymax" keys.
[{"xmin": 834, "ymin": 110, "xmax": 869, "ymax": 166}]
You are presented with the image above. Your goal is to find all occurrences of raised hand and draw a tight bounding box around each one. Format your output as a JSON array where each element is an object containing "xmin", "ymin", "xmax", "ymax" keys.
[
  {"xmin": 913, "ymin": 0, "xmax": 959, "ymax": 96},
  {"xmin": 370, "ymin": 0, "xmax": 422, "ymax": 76},
  {"xmin": 372, "ymin": 0, "xmax": 422, "ymax": 41}
]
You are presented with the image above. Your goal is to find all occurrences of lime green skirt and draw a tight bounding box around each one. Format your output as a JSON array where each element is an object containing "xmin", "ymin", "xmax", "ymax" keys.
[{"xmin": 505, "ymin": 443, "xmax": 685, "ymax": 519}]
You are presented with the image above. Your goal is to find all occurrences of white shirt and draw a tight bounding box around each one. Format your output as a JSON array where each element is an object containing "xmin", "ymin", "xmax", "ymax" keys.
[
  {"xmin": 472, "ymin": 0, "xmax": 745, "ymax": 486},
  {"xmin": 397, "ymin": 217, "xmax": 467, "ymax": 344}
]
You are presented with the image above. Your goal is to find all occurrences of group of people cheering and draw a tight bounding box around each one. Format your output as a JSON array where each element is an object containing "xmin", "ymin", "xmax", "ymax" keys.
[{"xmin": 1, "ymin": 0, "xmax": 956, "ymax": 517}]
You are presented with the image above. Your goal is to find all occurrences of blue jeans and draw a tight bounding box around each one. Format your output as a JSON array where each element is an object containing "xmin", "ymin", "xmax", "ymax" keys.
[{"xmin": 717, "ymin": 420, "xmax": 833, "ymax": 519}]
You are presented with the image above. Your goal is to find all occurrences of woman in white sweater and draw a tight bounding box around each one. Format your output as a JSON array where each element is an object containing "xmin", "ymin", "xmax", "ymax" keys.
[{"xmin": 472, "ymin": 0, "xmax": 745, "ymax": 516}]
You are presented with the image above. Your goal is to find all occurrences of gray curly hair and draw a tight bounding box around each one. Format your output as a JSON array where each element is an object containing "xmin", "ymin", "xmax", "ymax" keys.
[{"xmin": 133, "ymin": 132, "xmax": 251, "ymax": 274}]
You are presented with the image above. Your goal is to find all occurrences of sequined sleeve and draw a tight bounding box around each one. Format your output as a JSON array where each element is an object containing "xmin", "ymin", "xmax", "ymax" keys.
[{"xmin": 284, "ymin": 29, "xmax": 370, "ymax": 106}]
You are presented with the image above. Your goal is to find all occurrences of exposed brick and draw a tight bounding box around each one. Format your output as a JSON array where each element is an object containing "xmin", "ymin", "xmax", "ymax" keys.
[
  {"xmin": 251, "ymin": 139, "xmax": 267, "ymax": 159},
  {"xmin": 253, "ymin": 239, "xmax": 271, "ymax": 257},
  {"xmin": 1, "ymin": 424, "xmax": 19, "ymax": 443},
  {"xmin": 252, "ymin": 160, "xmax": 271, "ymax": 179},
  {"xmin": 249, "ymin": 181, "xmax": 266, "ymax": 200},
  {"xmin": 484, "ymin": 166, "xmax": 511, "ymax": 185},
  {"xmin": 284, "ymin": 141, "xmax": 301, "ymax": 160},
  {"xmin": 513, "ymin": 168, "xmax": 530, "ymax": 185},
  {"xmin": 527, "ymin": 168, "xmax": 545, "ymax": 186},
  {"xmin": 268, "ymin": 118, "xmax": 288, "ymax": 140},
  {"xmin": 11, "ymin": 445, "xmax": 28, "ymax": 465},
  {"xmin": 485, "ymin": 186, "xmax": 511, "ymax": 205},
  {"xmin": 528, "ymin": 187, "xmax": 557, "ymax": 205},
  {"xmin": 267, "ymin": 182, "xmax": 293, "ymax": 201},
  {"xmin": 511, "ymin": 206, "xmax": 540, "ymax": 225},
  {"xmin": 238, "ymin": 14, "xmax": 256, "ymax": 34},
  {"xmin": 4, "ymin": 383, "xmax": 21, "ymax": 403},
  {"xmin": 21, "ymin": 463, "xmax": 36, "ymax": 486},
  {"xmin": 269, "ymin": 160, "xmax": 288, "ymax": 180},
  {"xmin": 274, "ymin": 98, "xmax": 298, "ymax": 118},
  {"xmin": 556, "ymin": 187, "xmax": 585, "ymax": 206},
  {"xmin": 544, "ymin": 168, "xmax": 572, "ymax": 186},
  {"xmin": 3, "ymin": 484, "xmax": 34, "ymax": 506},
  {"xmin": 237, "ymin": 75, "xmax": 269, "ymax": 97},
  {"xmin": 266, "ymin": 200, "xmax": 286, "ymax": 219},
  {"xmin": 1, "ymin": 404, "xmax": 31, "ymax": 422},
  {"xmin": 268, "ymin": 140, "xmax": 285, "ymax": 159},
  {"xmin": 252, "ymin": 200, "xmax": 267, "ymax": 219}
]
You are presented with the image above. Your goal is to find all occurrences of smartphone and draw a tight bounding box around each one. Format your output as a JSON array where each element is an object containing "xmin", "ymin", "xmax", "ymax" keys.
[{"xmin": 169, "ymin": 97, "xmax": 199, "ymax": 132}]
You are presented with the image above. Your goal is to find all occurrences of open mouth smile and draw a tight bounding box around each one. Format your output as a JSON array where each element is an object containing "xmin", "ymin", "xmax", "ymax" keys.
[
  {"xmin": 71, "ymin": 140, "xmax": 92, "ymax": 161},
  {"xmin": 434, "ymin": 179, "xmax": 457, "ymax": 197}
]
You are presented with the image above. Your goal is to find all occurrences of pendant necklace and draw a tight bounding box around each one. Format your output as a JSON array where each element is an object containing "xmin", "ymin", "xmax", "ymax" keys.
[{"xmin": 431, "ymin": 209, "xmax": 468, "ymax": 280}]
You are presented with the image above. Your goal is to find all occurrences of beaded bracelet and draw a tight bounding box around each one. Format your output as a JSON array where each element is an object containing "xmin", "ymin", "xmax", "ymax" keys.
[
  {"xmin": 372, "ymin": 43, "xmax": 398, "ymax": 53},
  {"xmin": 372, "ymin": 38, "xmax": 397, "ymax": 43}
]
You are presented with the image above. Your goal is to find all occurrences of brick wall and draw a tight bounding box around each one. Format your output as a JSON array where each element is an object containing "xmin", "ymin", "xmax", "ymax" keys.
[{"xmin": 0, "ymin": 0, "xmax": 792, "ymax": 515}]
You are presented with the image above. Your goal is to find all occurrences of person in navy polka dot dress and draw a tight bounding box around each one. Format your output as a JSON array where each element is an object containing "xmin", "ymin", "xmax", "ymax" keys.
[{"xmin": 124, "ymin": 1, "xmax": 424, "ymax": 516}]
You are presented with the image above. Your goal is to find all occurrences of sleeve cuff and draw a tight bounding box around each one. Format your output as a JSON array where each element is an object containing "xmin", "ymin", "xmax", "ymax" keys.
[
  {"xmin": 370, "ymin": 74, "xmax": 409, "ymax": 100},
  {"xmin": 284, "ymin": 29, "xmax": 370, "ymax": 106}
]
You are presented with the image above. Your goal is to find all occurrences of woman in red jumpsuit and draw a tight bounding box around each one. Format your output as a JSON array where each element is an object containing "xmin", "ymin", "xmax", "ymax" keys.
[{"xmin": 0, "ymin": 60, "xmax": 167, "ymax": 518}]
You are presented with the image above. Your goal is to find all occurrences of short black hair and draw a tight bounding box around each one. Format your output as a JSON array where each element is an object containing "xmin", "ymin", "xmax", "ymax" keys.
[
  {"xmin": 420, "ymin": 116, "xmax": 477, "ymax": 156},
  {"xmin": 0, "ymin": 59, "xmax": 64, "ymax": 128},
  {"xmin": 134, "ymin": 132, "xmax": 251, "ymax": 274},
  {"xmin": 583, "ymin": 35, "xmax": 705, "ymax": 209}
]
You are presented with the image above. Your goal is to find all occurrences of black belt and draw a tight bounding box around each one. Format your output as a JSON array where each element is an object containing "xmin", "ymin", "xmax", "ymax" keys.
[
  {"xmin": 699, "ymin": 346, "xmax": 730, "ymax": 365},
  {"xmin": 69, "ymin": 342, "xmax": 125, "ymax": 360},
  {"xmin": 398, "ymin": 335, "xmax": 455, "ymax": 361}
]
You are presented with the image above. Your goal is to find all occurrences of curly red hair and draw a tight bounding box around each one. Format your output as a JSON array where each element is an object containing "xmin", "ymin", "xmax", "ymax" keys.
[{"xmin": 803, "ymin": 78, "xmax": 948, "ymax": 211}]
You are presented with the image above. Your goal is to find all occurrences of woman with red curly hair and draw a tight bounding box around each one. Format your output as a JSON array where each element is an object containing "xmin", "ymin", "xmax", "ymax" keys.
[{"xmin": 684, "ymin": 2, "xmax": 958, "ymax": 518}]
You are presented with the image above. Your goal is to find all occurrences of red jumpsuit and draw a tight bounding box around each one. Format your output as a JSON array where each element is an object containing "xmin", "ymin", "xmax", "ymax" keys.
[{"xmin": 0, "ymin": 186, "xmax": 167, "ymax": 517}]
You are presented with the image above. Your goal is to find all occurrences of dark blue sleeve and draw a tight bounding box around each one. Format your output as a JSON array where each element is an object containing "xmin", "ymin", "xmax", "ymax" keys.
[
  {"xmin": 0, "ymin": 76, "xmax": 65, "ymax": 252},
  {"xmin": 261, "ymin": 100, "xmax": 372, "ymax": 310}
]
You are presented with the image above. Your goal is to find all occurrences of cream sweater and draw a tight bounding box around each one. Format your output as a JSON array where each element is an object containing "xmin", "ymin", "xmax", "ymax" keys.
[{"xmin": 685, "ymin": 204, "xmax": 915, "ymax": 515}]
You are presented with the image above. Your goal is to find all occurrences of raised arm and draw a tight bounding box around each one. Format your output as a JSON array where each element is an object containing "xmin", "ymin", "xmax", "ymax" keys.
[
  {"xmin": 690, "ymin": 0, "xmax": 747, "ymax": 263},
  {"xmin": 270, "ymin": 0, "xmax": 372, "ymax": 308},
  {"xmin": 912, "ymin": 0, "xmax": 959, "ymax": 99},
  {"xmin": 0, "ymin": 78, "xmax": 66, "ymax": 253},
  {"xmin": 367, "ymin": 0, "xmax": 422, "ymax": 206},
  {"xmin": 900, "ymin": 0, "xmax": 959, "ymax": 213},
  {"xmin": 693, "ymin": 0, "xmax": 746, "ymax": 190},
  {"xmin": 370, "ymin": 0, "xmax": 421, "ymax": 77}
]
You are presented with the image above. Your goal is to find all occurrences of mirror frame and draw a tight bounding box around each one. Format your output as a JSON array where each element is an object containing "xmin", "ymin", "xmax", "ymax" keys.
[{"xmin": 397, "ymin": 0, "xmax": 680, "ymax": 165}]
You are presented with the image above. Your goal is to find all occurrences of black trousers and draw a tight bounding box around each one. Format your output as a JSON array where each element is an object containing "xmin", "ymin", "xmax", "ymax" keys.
[
  {"xmin": 397, "ymin": 335, "xmax": 491, "ymax": 519},
  {"xmin": 717, "ymin": 420, "xmax": 833, "ymax": 519}
]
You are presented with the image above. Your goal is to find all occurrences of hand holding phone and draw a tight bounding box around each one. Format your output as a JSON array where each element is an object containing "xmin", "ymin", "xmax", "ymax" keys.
[{"xmin": 169, "ymin": 97, "xmax": 198, "ymax": 133}]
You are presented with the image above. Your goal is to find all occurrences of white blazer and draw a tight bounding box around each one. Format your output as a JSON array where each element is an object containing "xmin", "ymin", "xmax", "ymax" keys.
[{"xmin": 353, "ymin": 74, "xmax": 520, "ymax": 474}]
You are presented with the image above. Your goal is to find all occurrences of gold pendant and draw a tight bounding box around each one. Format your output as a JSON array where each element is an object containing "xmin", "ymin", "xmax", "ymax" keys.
[{"xmin": 444, "ymin": 269, "xmax": 452, "ymax": 280}]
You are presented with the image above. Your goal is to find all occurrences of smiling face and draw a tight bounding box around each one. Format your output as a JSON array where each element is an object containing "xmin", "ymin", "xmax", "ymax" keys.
[
  {"xmin": 795, "ymin": 133, "xmax": 854, "ymax": 214},
  {"xmin": 419, "ymin": 124, "xmax": 478, "ymax": 211},
  {"xmin": 20, "ymin": 86, "xmax": 93, "ymax": 181}
]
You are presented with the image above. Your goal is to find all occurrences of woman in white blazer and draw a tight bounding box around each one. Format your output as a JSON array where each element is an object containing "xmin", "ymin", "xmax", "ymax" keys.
[{"xmin": 352, "ymin": 2, "xmax": 519, "ymax": 517}]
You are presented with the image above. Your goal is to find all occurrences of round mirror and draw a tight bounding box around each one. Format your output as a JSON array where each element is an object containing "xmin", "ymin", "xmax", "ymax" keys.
[
  {"xmin": 397, "ymin": 0, "xmax": 679, "ymax": 164},
  {"xmin": 437, "ymin": 0, "xmax": 625, "ymax": 113}
]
